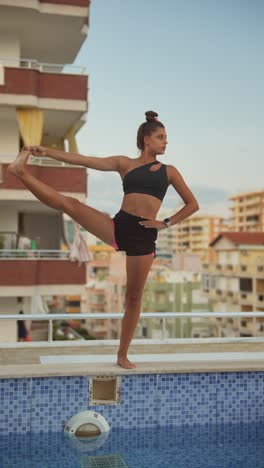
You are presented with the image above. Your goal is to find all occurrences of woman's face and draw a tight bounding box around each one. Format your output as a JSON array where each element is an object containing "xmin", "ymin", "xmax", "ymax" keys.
[{"xmin": 144, "ymin": 127, "xmax": 168, "ymax": 154}]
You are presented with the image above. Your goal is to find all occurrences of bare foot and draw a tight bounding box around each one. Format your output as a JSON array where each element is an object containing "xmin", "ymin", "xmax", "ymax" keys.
[
  {"xmin": 116, "ymin": 355, "xmax": 136, "ymax": 369},
  {"xmin": 7, "ymin": 149, "xmax": 31, "ymax": 177}
]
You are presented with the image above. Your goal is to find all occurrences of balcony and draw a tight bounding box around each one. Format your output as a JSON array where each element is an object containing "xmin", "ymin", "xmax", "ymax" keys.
[
  {"xmin": 0, "ymin": 59, "xmax": 87, "ymax": 111},
  {"xmin": 0, "ymin": 249, "xmax": 86, "ymax": 294},
  {"xmin": 246, "ymin": 208, "xmax": 260, "ymax": 215},
  {"xmin": 222, "ymin": 264, "xmax": 232, "ymax": 274},
  {"xmin": 239, "ymin": 264, "xmax": 258, "ymax": 277},
  {"xmin": 90, "ymin": 303, "xmax": 107, "ymax": 313},
  {"xmin": 240, "ymin": 292, "xmax": 254, "ymax": 305},
  {"xmin": 0, "ymin": 160, "xmax": 87, "ymax": 201},
  {"xmin": 39, "ymin": 0, "xmax": 89, "ymax": 6},
  {"xmin": 0, "ymin": 4, "xmax": 89, "ymax": 64},
  {"xmin": 0, "ymin": 153, "xmax": 84, "ymax": 168},
  {"xmin": 224, "ymin": 264, "xmax": 240, "ymax": 275},
  {"xmin": 0, "ymin": 60, "xmax": 87, "ymax": 100}
]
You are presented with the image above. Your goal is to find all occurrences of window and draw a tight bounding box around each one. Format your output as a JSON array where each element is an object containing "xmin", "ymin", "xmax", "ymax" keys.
[
  {"xmin": 157, "ymin": 293, "xmax": 166, "ymax": 304},
  {"xmin": 240, "ymin": 278, "xmax": 252, "ymax": 292}
]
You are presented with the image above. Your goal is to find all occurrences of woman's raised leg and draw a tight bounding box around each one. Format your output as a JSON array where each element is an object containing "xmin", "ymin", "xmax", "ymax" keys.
[{"xmin": 7, "ymin": 149, "xmax": 116, "ymax": 246}]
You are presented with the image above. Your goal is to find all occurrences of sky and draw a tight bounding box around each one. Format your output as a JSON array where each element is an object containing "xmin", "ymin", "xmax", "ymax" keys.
[{"xmin": 74, "ymin": 0, "xmax": 264, "ymax": 219}]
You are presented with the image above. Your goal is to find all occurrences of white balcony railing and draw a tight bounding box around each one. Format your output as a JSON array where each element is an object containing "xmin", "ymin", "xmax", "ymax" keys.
[
  {"xmin": 0, "ymin": 311, "xmax": 264, "ymax": 346},
  {"xmin": 0, "ymin": 249, "xmax": 70, "ymax": 259},
  {"xmin": 0, "ymin": 57, "xmax": 86, "ymax": 75},
  {"xmin": 0, "ymin": 154, "xmax": 81, "ymax": 168}
]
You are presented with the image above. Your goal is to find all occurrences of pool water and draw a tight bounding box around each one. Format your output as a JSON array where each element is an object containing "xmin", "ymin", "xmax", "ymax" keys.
[{"xmin": 1, "ymin": 421, "xmax": 264, "ymax": 468}]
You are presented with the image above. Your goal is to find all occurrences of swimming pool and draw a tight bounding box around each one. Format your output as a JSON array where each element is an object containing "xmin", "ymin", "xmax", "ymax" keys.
[
  {"xmin": 1, "ymin": 371, "xmax": 264, "ymax": 467},
  {"xmin": 1, "ymin": 422, "xmax": 264, "ymax": 467}
]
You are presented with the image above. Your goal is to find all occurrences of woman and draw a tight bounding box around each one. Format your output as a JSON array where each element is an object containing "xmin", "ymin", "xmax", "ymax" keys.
[{"xmin": 8, "ymin": 110, "xmax": 199, "ymax": 369}]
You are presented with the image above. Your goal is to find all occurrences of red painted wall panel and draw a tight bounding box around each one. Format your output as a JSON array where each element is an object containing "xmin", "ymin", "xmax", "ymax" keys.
[
  {"xmin": 0, "ymin": 165, "xmax": 87, "ymax": 194},
  {"xmin": 0, "ymin": 68, "xmax": 88, "ymax": 101},
  {"xmin": 0, "ymin": 260, "xmax": 86, "ymax": 286},
  {"xmin": 40, "ymin": 0, "xmax": 90, "ymax": 5}
]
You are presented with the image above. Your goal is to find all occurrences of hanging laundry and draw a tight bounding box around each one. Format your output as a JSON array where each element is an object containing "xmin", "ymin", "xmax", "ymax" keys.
[{"xmin": 69, "ymin": 220, "xmax": 92, "ymax": 266}]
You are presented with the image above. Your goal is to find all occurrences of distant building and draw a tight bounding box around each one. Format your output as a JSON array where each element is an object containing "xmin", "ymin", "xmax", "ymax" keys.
[
  {"xmin": 173, "ymin": 212, "xmax": 227, "ymax": 262},
  {"xmin": 202, "ymin": 232, "xmax": 264, "ymax": 337},
  {"xmin": 84, "ymin": 244, "xmax": 124, "ymax": 340},
  {"xmin": 228, "ymin": 189, "xmax": 264, "ymax": 232},
  {"xmin": 172, "ymin": 252, "xmax": 201, "ymax": 273},
  {"xmin": 156, "ymin": 208, "xmax": 176, "ymax": 259},
  {"xmin": 139, "ymin": 268, "xmax": 213, "ymax": 340}
]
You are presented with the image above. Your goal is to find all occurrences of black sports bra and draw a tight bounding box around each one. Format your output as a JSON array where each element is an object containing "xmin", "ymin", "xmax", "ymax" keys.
[{"xmin": 122, "ymin": 161, "xmax": 169, "ymax": 202}]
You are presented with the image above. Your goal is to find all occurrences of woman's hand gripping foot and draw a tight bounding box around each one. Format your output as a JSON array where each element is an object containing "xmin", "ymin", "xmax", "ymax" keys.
[{"xmin": 7, "ymin": 149, "xmax": 31, "ymax": 178}]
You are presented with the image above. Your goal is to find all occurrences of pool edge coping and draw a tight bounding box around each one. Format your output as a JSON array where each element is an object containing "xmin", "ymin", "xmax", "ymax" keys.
[{"xmin": 2, "ymin": 359, "xmax": 264, "ymax": 378}]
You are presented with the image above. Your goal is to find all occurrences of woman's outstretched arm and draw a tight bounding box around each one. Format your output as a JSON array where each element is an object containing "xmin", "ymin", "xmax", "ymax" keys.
[{"xmin": 25, "ymin": 145, "xmax": 129, "ymax": 172}]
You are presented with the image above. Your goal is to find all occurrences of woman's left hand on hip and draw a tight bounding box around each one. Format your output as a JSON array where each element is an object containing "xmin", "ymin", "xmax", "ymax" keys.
[{"xmin": 138, "ymin": 220, "xmax": 166, "ymax": 230}]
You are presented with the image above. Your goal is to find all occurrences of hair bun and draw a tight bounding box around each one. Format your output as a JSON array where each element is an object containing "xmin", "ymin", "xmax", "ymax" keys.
[{"xmin": 145, "ymin": 110, "xmax": 158, "ymax": 123}]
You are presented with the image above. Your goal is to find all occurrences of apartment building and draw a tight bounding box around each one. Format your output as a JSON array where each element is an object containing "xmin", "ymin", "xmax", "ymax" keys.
[
  {"xmin": 155, "ymin": 208, "xmax": 176, "ymax": 259},
  {"xmin": 173, "ymin": 213, "xmax": 227, "ymax": 263},
  {"xmin": 84, "ymin": 244, "xmax": 121, "ymax": 339},
  {"xmin": 229, "ymin": 190, "xmax": 264, "ymax": 232},
  {"xmin": 0, "ymin": 0, "xmax": 90, "ymax": 341},
  {"xmin": 140, "ymin": 268, "xmax": 213, "ymax": 339},
  {"xmin": 202, "ymin": 232, "xmax": 264, "ymax": 337}
]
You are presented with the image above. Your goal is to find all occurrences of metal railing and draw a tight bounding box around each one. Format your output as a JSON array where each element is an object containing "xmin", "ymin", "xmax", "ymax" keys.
[
  {"xmin": 0, "ymin": 57, "xmax": 86, "ymax": 75},
  {"xmin": 0, "ymin": 232, "xmax": 18, "ymax": 250},
  {"xmin": 27, "ymin": 156, "xmax": 81, "ymax": 168},
  {"xmin": 0, "ymin": 249, "xmax": 70, "ymax": 259},
  {"xmin": 1, "ymin": 312, "xmax": 264, "ymax": 345},
  {"xmin": 0, "ymin": 154, "xmax": 82, "ymax": 168}
]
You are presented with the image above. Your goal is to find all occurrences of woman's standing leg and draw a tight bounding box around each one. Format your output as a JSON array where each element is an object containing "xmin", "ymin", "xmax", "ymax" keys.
[{"xmin": 117, "ymin": 253, "xmax": 154, "ymax": 369}]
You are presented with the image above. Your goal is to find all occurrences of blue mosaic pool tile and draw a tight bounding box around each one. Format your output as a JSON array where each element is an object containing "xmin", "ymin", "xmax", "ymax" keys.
[
  {"xmin": 31, "ymin": 376, "xmax": 89, "ymax": 432},
  {"xmin": 157, "ymin": 372, "xmax": 218, "ymax": 426},
  {"xmin": 89, "ymin": 374, "xmax": 158, "ymax": 429},
  {"xmin": 0, "ymin": 378, "xmax": 31, "ymax": 434},
  {"xmin": 1, "ymin": 422, "xmax": 264, "ymax": 468},
  {"xmin": 1, "ymin": 371, "xmax": 264, "ymax": 433},
  {"xmin": 216, "ymin": 371, "xmax": 264, "ymax": 424}
]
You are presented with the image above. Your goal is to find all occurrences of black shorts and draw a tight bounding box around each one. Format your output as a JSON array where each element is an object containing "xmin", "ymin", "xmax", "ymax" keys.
[{"xmin": 111, "ymin": 209, "xmax": 158, "ymax": 258}]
